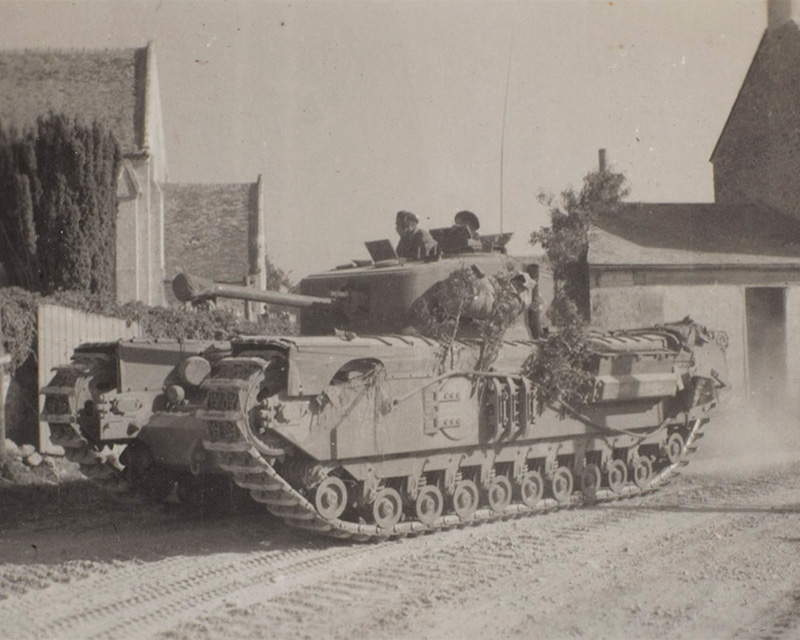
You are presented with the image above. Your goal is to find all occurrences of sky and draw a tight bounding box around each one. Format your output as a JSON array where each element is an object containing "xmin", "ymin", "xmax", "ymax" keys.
[{"xmin": 0, "ymin": 0, "xmax": 767, "ymax": 280}]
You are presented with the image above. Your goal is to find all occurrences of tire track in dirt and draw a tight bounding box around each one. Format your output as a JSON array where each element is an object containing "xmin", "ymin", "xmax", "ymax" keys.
[
  {"xmin": 158, "ymin": 493, "xmax": 703, "ymax": 640},
  {"xmin": 423, "ymin": 470, "xmax": 800, "ymax": 640},
  {"xmin": 749, "ymin": 588, "xmax": 800, "ymax": 640},
  {"xmin": 157, "ymin": 465, "xmax": 800, "ymax": 640},
  {"xmin": 4, "ymin": 463, "xmax": 800, "ymax": 640},
  {"xmin": 0, "ymin": 538, "xmax": 380, "ymax": 640}
]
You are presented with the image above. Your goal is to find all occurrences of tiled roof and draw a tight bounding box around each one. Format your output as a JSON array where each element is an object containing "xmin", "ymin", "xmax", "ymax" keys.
[
  {"xmin": 0, "ymin": 48, "xmax": 145, "ymax": 152},
  {"xmin": 588, "ymin": 202, "xmax": 800, "ymax": 267},
  {"xmin": 711, "ymin": 20, "xmax": 800, "ymax": 163},
  {"xmin": 163, "ymin": 183, "xmax": 259, "ymax": 285}
]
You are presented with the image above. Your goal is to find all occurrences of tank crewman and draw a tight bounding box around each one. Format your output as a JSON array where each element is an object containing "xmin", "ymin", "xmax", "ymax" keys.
[
  {"xmin": 454, "ymin": 210, "xmax": 481, "ymax": 240},
  {"xmin": 395, "ymin": 210, "xmax": 439, "ymax": 260}
]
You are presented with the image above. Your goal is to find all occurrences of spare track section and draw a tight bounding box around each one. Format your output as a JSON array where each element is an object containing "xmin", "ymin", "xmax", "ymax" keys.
[
  {"xmin": 40, "ymin": 358, "xmax": 125, "ymax": 483},
  {"xmin": 201, "ymin": 357, "xmax": 711, "ymax": 542}
]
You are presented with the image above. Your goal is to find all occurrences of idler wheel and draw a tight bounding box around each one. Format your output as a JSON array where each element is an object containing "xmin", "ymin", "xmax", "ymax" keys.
[
  {"xmin": 549, "ymin": 466, "xmax": 574, "ymax": 503},
  {"xmin": 372, "ymin": 487, "xmax": 403, "ymax": 529},
  {"xmin": 580, "ymin": 464, "xmax": 602, "ymax": 499},
  {"xmin": 631, "ymin": 457, "xmax": 653, "ymax": 489},
  {"xmin": 518, "ymin": 470, "xmax": 544, "ymax": 507},
  {"xmin": 666, "ymin": 432, "xmax": 685, "ymax": 464},
  {"xmin": 314, "ymin": 476, "xmax": 348, "ymax": 520},
  {"xmin": 486, "ymin": 476, "xmax": 513, "ymax": 514},
  {"xmin": 415, "ymin": 485, "xmax": 444, "ymax": 525},
  {"xmin": 452, "ymin": 480, "xmax": 480, "ymax": 520},
  {"xmin": 606, "ymin": 459, "xmax": 628, "ymax": 493}
]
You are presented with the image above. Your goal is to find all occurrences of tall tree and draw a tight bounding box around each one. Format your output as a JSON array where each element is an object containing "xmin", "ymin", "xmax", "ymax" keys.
[
  {"xmin": 531, "ymin": 168, "xmax": 629, "ymax": 319},
  {"xmin": 523, "ymin": 169, "xmax": 629, "ymax": 415},
  {"xmin": 0, "ymin": 115, "xmax": 120, "ymax": 299}
]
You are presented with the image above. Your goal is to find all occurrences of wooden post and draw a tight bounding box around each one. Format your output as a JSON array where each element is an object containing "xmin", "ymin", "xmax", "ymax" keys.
[
  {"xmin": 0, "ymin": 296, "xmax": 8, "ymax": 456},
  {"xmin": 0, "ymin": 355, "xmax": 8, "ymax": 456}
]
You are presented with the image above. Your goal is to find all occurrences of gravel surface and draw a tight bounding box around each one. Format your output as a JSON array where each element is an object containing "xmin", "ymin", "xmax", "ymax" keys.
[{"xmin": 2, "ymin": 409, "xmax": 800, "ymax": 640}]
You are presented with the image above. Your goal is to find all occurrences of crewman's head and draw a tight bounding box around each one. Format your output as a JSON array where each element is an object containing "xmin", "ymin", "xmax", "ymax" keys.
[
  {"xmin": 454, "ymin": 210, "xmax": 480, "ymax": 232},
  {"xmin": 396, "ymin": 210, "xmax": 419, "ymax": 237}
]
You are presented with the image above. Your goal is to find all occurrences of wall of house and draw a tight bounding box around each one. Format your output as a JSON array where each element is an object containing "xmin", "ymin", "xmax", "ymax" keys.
[
  {"xmin": 251, "ymin": 175, "xmax": 267, "ymax": 291},
  {"xmin": 114, "ymin": 155, "xmax": 166, "ymax": 306},
  {"xmin": 713, "ymin": 20, "xmax": 800, "ymax": 218},
  {"xmin": 144, "ymin": 43, "xmax": 168, "ymax": 184},
  {"xmin": 148, "ymin": 164, "xmax": 165, "ymax": 306},
  {"xmin": 591, "ymin": 282, "xmax": 747, "ymax": 395},
  {"xmin": 115, "ymin": 180, "xmax": 139, "ymax": 304},
  {"xmin": 714, "ymin": 142, "xmax": 800, "ymax": 219},
  {"xmin": 591, "ymin": 272, "xmax": 800, "ymax": 407}
]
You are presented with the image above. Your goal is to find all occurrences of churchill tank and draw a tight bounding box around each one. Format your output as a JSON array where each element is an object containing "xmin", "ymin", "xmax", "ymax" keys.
[
  {"xmin": 41, "ymin": 339, "xmax": 233, "ymax": 502},
  {"xmin": 41, "ymin": 225, "xmax": 726, "ymax": 536},
  {"xmin": 170, "ymin": 226, "xmax": 726, "ymax": 540}
]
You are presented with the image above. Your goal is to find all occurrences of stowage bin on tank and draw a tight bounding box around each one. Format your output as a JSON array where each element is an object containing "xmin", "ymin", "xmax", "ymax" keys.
[{"xmin": 43, "ymin": 225, "xmax": 727, "ymax": 538}]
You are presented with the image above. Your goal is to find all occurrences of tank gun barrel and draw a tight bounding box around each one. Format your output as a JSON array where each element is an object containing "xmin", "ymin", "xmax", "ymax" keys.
[{"xmin": 172, "ymin": 273, "xmax": 332, "ymax": 309}]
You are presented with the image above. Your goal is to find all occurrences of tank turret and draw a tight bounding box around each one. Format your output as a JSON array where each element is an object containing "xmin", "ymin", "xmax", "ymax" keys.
[{"xmin": 173, "ymin": 227, "xmax": 551, "ymax": 340}]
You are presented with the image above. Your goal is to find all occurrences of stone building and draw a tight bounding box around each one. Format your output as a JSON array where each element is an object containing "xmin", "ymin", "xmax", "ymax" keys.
[
  {"xmin": 589, "ymin": 202, "xmax": 800, "ymax": 406},
  {"xmin": 163, "ymin": 178, "xmax": 266, "ymax": 305},
  {"xmin": 589, "ymin": 3, "xmax": 800, "ymax": 408},
  {"xmin": 712, "ymin": 1, "xmax": 800, "ymax": 214},
  {"xmin": 0, "ymin": 42, "xmax": 267, "ymax": 306}
]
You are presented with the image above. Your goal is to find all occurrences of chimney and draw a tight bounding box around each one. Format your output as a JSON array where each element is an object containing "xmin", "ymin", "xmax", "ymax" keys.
[
  {"xmin": 598, "ymin": 148, "xmax": 607, "ymax": 173},
  {"xmin": 768, "ymin": 0, "xmax": 797, "ymax": 30}
]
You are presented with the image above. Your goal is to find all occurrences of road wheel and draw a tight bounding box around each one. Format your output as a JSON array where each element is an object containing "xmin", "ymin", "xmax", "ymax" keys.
[
  {"xmin": 314, "ymin": 476, "xmax": 348, "ymax": 520},
  {"xmin": 452, "ymin": 480, "xmax": 479, "ymax": 520},
  {"xmin": 580, "ymin": 464, "xmax": 602, "ymax": 499},
  {"xmin": 606, "ymin": 459, "xmax": 628, "ymax": 493},
  {"xmin": 632, "ymin": 457, "xmax": 653, "ymax": 489},
  {"xmin": 549, "ymin": 466, "xmax": 574, "ymax": 503},
  {"xmin": 486, "ymin": 476, "xmax": 513, "ymax": 514},
  {"xmin": 666, "ymin": 432, "xmax": 685, "ymax": 464},
  {"xmin": 415, "ymin": 485, "xmax": 444, "ymax": 525},
  {"xmin": 372, "ymin": 488, "xmax": 403, "ymax": 529},
  {"xmin": 518, "ymin": 470, "xmax": 544, "ymax": 507}
]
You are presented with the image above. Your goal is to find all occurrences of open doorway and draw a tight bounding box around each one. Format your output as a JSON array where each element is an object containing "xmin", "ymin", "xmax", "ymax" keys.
[{"xmin": 745, "ymin": 287, "xmax": 787, "ymax": 408}]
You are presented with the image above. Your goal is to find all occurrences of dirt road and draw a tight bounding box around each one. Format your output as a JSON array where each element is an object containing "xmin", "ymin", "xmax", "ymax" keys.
[{"xmin": 2, "ymin": 429, "xmax": 800, "ymax": 640}]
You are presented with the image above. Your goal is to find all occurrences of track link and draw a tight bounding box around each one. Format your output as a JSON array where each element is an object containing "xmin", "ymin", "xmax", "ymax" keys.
[
  {"xmin": 201, "ymin": 357, "xmax": 711, "ymax": 542},
  {"xmin": 40, "ymin": 357, "xmax": 125, "ymax": 483}
]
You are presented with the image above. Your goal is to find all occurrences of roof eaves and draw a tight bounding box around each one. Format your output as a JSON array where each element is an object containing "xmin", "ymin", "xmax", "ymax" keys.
[{"xmin": 590, "ymin": 261, "xmax": 800, "ymax": 271}]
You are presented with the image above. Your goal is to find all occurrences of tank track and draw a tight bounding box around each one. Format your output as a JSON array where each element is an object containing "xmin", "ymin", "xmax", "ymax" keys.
[
  {"xmin": 40, "ymin": 357, "xmax": 126, "ymax": 484},
  {"xmin": 201, "ymin": 357, "xmax": 712, "ymax": 542}
]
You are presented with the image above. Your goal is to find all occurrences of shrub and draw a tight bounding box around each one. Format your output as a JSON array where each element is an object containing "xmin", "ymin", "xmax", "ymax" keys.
[
  {"xmin": 524, "ymin": 168, "xmax": 630, "ymax": 413},
  {"xmin": 0, "ymin": 288, "xmax": 296, "ymax": 374},
  {"xmin": 523, "ymin": 295, "xmax": 596, "ymax": 415},
  {"xmin": 532, "ymin": 168, "xmax": 628, "ymax": 319}
]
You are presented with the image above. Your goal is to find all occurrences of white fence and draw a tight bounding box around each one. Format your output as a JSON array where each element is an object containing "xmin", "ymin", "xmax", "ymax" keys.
[{"xmin": 37, "ymin": 304, "xmax": 141, "ymax": 454}]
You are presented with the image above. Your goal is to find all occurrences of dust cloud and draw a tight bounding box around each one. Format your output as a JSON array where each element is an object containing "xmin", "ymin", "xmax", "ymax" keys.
[{"xmin": 690, "ymin": 396, "xmax": 800, "ymax": 476}]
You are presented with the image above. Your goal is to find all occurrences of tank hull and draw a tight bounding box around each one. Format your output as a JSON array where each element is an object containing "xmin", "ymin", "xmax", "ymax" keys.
[{"xmin": 196, "ymin": 320, "xmax": 724, "ymax": 540}]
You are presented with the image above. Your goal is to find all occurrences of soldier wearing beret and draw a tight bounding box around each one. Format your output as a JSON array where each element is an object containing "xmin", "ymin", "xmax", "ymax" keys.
[
  {"xmin": 395, "ymin": 210, "xmax": 439, "ymax": 261},
  {"xmin": 454, "ymin": 210, "xmax": 481, "ymax": 240}
]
